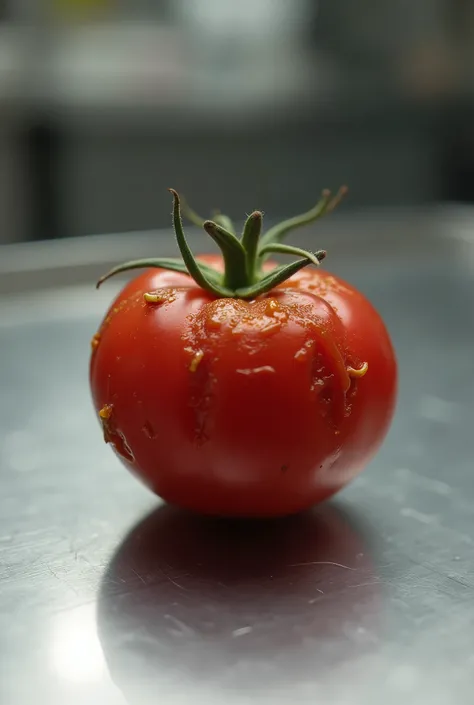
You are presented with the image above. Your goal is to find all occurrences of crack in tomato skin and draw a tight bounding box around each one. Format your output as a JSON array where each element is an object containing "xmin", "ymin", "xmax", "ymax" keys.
[
  {"xmin": 179, "ymin": 288, "xmax": 356, "ymax": 442},
  {"xmin": 263, "ymin": 289, "xmax": 358, "ymax": 426},
  {"xmin": 187, "ymin": 357, "xmax": 216, "ymax": 447},
  {"xmin": 142, "ymin": 420, "xmax": 157, "ymax": 439},
  {"xmin": 99, "ymin": 403, "xmax": 135, "ymax": 462}
]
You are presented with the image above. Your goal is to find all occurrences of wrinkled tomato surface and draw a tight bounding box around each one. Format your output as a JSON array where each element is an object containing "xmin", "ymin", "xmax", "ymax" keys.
[{"xmin": 90, "ymin": 255, "xmax": 397, "ymax": 517}]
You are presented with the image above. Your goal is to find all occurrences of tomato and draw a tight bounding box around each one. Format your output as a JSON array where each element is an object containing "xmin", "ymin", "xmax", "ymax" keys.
[{"xmin": 90, "ymin": 188, "xmax": 397, "ymax": 517}]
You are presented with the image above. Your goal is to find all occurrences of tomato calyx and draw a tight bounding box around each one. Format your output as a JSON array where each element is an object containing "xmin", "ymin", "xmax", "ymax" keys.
[{"xmin": 96, "ymin": 186, "xmax": 347, "ymax": 299}]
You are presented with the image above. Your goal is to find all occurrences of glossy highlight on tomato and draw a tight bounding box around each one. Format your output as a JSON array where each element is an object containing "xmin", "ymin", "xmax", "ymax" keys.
[{"xmin": 90, "ymin": 188, "xmax": 397, "ymax": 517}]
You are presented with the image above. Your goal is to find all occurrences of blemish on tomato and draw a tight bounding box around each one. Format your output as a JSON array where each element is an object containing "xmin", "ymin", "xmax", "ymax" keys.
[
  {"xmin": 309, "ymin": 342, "xmax": 349, "ymax": 427},
  {"xmin": 294, "ymin": 339, "xmax": 315, "ymax": 361},
  {"xmin": 101, "ymin": 297, "xmax": 132, "ymax": 330},
  {"xmin": 98, "ymin": 403, "xmax": 134, "ymax": 461},
  {"xmin": 264, "ymin": 299, "xmax": 288, "ymax": 323},
  {"xmin": 347, "ymin": 361, "xmax": 369, "ymax": 378},
  {"xmin": 117, "ymin": 432, "xmax": 134, "ymax": 461},
  {"xmin": 260, "ymin": 320, "xmax": 282, "ymax": 335},
  {"xmin": 99, "ymin": 403, "xmax": 113, "ymax": 420},
  {"xmin": 185, "ymin": 348, "xmax": 204, "ymax": 372},
  {"xmin": 142, "ymin": 420, "xmax": 157, "ymax": 439},
  {"xmin": 284, "ymin": 271, "xmax": 353, "ymax": 298},
  {"xmin": 236, "ymin": 366, "xmax": 275, "ymax": 376},
  {"xmin": 144, "ymin": 292, "xmax": 166, "ymax": 304},
  {"xmin": 207, "ymin": 315, "xmax": 221, "ymax": 329},
  {"xmin": 208, "ymin": 302, "xmax": 241, "ymax": 331},
  {"xmin": 144, "ymin": 288, "xmax": 176, "ymax": 305},
  {"xmin": 264, "ymin": 299, "xmax": 279, "ymax": 315},
  {"xmin": 186, "ymin": 355, "xmax": 215, "ymax": 447},
  {"xmin": 91, "ymin": 333, "xmax": 101, "ymax": 350},
  {"xmin": 310, "ymin": 351, "xmax": 326, "ymax": 393}
]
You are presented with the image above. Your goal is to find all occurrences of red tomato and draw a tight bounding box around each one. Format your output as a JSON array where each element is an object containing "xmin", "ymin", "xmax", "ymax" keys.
[{"xmin": 90, "ymin": 250, "xmax": 396, "ymax": 517}]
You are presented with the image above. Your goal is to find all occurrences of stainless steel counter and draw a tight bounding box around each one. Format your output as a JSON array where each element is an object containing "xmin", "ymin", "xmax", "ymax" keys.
[{"xmin": 1, "ymin": 209, "xmax": 474, "ymax": 704}]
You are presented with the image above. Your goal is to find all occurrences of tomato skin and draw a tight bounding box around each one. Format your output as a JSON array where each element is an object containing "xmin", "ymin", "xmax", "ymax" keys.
[{"xmin": 90, "ymin": 255, "xmax": 397, "ymax": 517}]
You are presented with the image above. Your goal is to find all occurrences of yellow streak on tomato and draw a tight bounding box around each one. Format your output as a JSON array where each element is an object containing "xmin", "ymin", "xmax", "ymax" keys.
[
  {"xmin": 346, "ymin": 361, "xmax": 369, "ymax": 378},
  {"xmin": 90, "ymin": 333, "xmax": 101, "ymax": 350},
  {"xmin": 99, "ymin": 403, "xmax": 113, "ymax": 420}
]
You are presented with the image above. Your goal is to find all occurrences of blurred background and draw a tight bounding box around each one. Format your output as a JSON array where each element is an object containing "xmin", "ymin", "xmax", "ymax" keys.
[{"xmin": 1, "ymin": 0, "xmax": 474, "ymax": 243}]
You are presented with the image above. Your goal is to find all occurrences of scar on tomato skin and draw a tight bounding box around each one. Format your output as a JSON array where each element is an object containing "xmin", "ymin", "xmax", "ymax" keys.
[
  {"xmin": 236, "ymin": 366, "xmax": 276, "ymax": 376},
  {"xmin": 294, "ymin": 339, "xmax": 315, "ymax": 361},
  {"xmin": 98, "ymin": 403, "xmax": 134, "ymax": 461},
  {"xmin": 309, "ymin": 333, "xmax": 350, "ymax": 397},
  {"xmin": 188, "ymin": 359, "xmax": 215, "ymax": 446},
  {"xmin": 346, "ymin": 361, "xmax": 369, "ymax": 378},
  {"xmin": 114, "ymin": 432, "xmax": 134, "ymax": 461},
  {"xmin": 281, "ymin": 464, "xmax": 289, "ymax": 473},
  {"xmin": 142, "ymin": 420, "xmax": 157, "ymax": 439}
]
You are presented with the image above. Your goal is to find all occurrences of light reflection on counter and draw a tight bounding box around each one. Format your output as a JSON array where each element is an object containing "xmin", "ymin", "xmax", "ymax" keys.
[{"xmin": 50, "ymin": 603, "xmax": 106, "ymax": 684}]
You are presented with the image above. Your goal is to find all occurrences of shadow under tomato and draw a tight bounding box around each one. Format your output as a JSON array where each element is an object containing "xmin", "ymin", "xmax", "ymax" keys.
[{"xmin": 97, "ymin": 502, "xmax": 382, "ymax": 704}]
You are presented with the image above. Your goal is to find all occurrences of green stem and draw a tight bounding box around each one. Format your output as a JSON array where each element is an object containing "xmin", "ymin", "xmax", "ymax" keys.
[
  {"xmin": 96, "ymin": 257, "xmax": 222, "ymax": 289},
  {"xmin": 180, "ymin": 196, "xmax": 205, "ymax": 228},
  {"xmin": 236, "ymin": 251, "xmax": 326, "ymax": 299},
  {"xmin": 259, "ymin": 243, "xmax": 325, "ymax": 268},
  {"xmin": 258, "ymin": 186, "xmax": 347, "ymax": 260},
  {"xmin": 202, "ymin": 219, "xmax": 248, "ymax": 291},
  {"xmin": 212, "ymin": 210, "xmax": 236, "ymax": 235},
  {"xmin": 169, "ymin": 189, "xmax": 233, "ymax": 297},
  {"xmin": 181, "ymin": 200, "xmax": 236, "ymax": 235},
  {"xmin": 96, "ymin": 185, "xmax": 346, "ymax": 300},
  {"xmin": 241, "ymin": 211, "xmax": 263, "ymax": 284}
]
